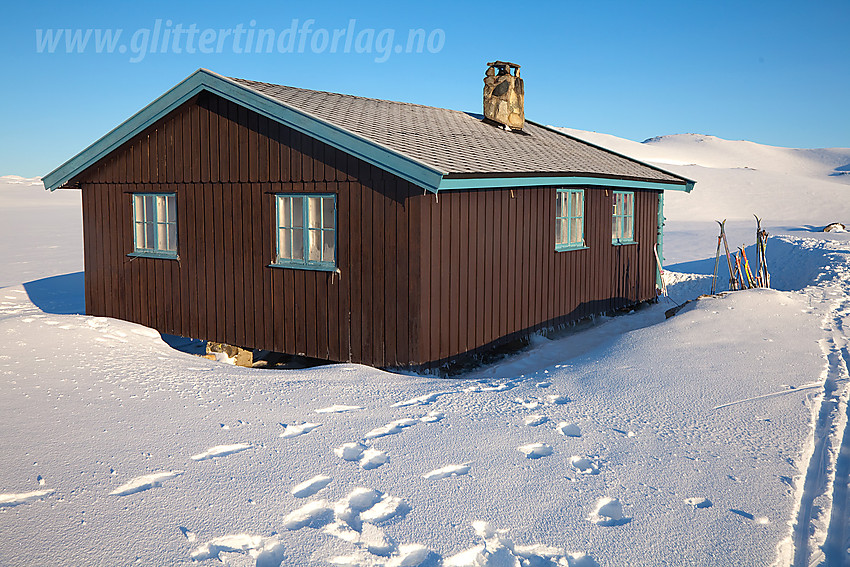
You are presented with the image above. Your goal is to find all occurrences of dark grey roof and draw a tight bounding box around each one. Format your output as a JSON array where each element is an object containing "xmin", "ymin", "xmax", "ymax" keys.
[{"xmin": 228, "ymin": 77, "xmax": 686, "ymax": 185}]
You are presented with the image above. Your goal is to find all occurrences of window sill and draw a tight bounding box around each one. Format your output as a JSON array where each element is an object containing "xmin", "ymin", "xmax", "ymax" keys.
[
  {"xmin": 612, "ymin": 240, "xmax": 637, "ymax": 246},
  {"xmin": 127, "ymin": 251, "xmax": 179, "ymax": 260},
  {"xmin": 269, "ymin": 262, "xmax": 338, "ymax": 272},
  {"xmin": 555, "ymin": 244, "xmax": 589, "ymax": 252}
]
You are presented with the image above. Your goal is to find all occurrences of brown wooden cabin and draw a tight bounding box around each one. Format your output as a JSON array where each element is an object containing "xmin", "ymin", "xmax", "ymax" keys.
[{"xmin": 43, "ymin": 67, "xmax": 694, "ymax": 371}]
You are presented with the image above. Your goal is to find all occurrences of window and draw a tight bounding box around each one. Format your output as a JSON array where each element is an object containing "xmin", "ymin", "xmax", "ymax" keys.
[
  {"xmin": 274, "ymin": 194, "xmax": 336, "ymax": 270},
  {"xmin": 132, "ymin": 193, "xmax": 177, "ymax": 257},
  {"xmin": 555, "ymin": 188, "xmax": 585, "ymax": 250},
  {"xmin": 612, "ymin": 191, "xmax": 635, "ymax": 244}
]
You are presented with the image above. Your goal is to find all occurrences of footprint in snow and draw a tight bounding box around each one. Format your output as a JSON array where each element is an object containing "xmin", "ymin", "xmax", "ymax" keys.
[
  {"xmin": 364, "ymin": 418, "xmax": 418, "ymax": 440},
  {"xmin": 445, "ymin": 522, "xmax": 598, "ymax": 567},
  {"xmin": 190, "ymin": 534, "xmax": 284, "ymax": 563},
  {"xmin": 291, "ymin": 475, "xmax": 333, "ymax": 498},
  {"xmin": 0, "ymin": 488, "xmax": 55, "ymax": 508},
  {"xmin": 335, "ymin": 442, "xmax": 367, "ymax": 461},
  {"xmin": 545, "ymin": 394, "xmax": 570, "ymax": 405},
  {"xmin": 518, "ymin": 443, "xmax": 553, "ymax": 459},
  {"xmin": 392, "ymin": 391, "xmax": 450, "ymax": 407},
  {"xmin": 280, "ymin": 422, "xmax": 321, "ymax": 438},
  {"xmin": 685, "ymin": 497, "xmax": 712, "ymax": 509},
  {"xmin": 570, "ymin": 456, "xmax": 601, "ymax": 475},
  {"xmin": 333, "ymin": 442, "xmax": 389, "ymax": 470},
  {"xmin": 190, "ymin": 443, "xmax": 252, "ymax": 461},
  {"xmin": 110, "ymin": 470, "xmax": 184, "ymax": 496},
  {"xmin": 423, "ymin": 464, "xmax": 471, "ymax": 480},
  {"xmin": 315, "ymin": 404, "xmax": 363, "ymax": 414},
  {"xmin": 420, "ymin": 411, "xmax": 445, "ymax": 423},
  {"xmin": 286, "ymin": 487, "xmax": 409, "ymax": 533},
  {"xmin": 359, "ymin": 449, "xmax": 389, "ymax": 470},
  {"xmin": 589, "ymin": 497, "xmax": 631, "ymax": 526},
  {"xmin": 516, "ymin": 398, "xmax": 541, "ymax": 410},
  {"xmin": 557, "ymin": 422, "xmax": 582, "ymax": 437},
  {"xmin": 524, "ymin": 414, "xmax": 548, "ymax": 426}
]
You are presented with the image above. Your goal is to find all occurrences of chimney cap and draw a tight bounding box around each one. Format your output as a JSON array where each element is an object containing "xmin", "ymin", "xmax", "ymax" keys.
[{"xmin": 487, "ymin": 61, "xmax": 521, "ymax": 69}]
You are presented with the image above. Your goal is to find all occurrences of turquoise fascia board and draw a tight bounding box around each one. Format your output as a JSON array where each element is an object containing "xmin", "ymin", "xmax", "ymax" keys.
[
  {"xmin": 43, "ymin": 69, "xmax": 445, "ymax": 192},
  {"xmin": 437, "ymin": 176, "xmax": 691, "ymax": 192}
]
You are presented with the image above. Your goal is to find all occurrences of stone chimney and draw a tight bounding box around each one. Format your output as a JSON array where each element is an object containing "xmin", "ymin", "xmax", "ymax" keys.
[{"xmin": 483, "ymin": 61, "xmax": 524, "ymax": 130}]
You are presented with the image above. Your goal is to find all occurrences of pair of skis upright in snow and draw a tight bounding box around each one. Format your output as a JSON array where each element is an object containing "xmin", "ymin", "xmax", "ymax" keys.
[{"xmin": 711, "ymin": 216, "xmax": 770, "ymax": 294}]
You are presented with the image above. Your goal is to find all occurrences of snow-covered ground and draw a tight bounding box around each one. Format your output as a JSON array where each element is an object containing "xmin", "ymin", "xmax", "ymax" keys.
[{"xmin": 1, "ymin": 131, "xmax": 850, "ymax": 566}]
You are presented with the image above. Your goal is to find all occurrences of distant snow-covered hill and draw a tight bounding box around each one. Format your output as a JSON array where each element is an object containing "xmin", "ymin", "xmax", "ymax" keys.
[{"xmin": 555, "ymin": 129, "xmax": 850, "ymax": 224}]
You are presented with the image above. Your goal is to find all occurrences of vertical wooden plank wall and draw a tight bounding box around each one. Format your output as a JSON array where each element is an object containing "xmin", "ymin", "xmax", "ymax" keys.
[
  {"xmin": 77, "ymin": 91, "xmax": 421, "ymax": 367},
  {"xmin": 76, "ymin": 90, "xmax": 659, "ymax": 369},
  {"xmin": 415, "ymin": 186, "xmax": 659, "ymax": 367}
]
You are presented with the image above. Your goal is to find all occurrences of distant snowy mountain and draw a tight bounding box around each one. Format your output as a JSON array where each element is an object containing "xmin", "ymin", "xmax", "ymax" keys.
[{"xmin": 555, "ymin": 129, "xmax": 850, "ymax": 224}]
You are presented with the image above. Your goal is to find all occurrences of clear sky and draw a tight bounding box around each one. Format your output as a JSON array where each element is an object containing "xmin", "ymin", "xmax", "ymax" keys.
[{"xmin": 2, "ymin": 0, "xmax": 848, "ymax": 178}]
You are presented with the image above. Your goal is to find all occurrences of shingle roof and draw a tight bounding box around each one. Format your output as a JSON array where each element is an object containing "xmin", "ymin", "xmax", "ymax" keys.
[{"xmin": 228, "ymin": 77, "xmax": 686, "ymax": 185}]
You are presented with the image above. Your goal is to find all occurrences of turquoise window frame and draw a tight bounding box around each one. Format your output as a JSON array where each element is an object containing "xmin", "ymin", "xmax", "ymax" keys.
[
  {"xmin": 612, "ymin": 191, "xmax": 636, "ymax": 245},
  {"xmin": 555, "ymin": 188, "xmax": 587, "ymax": 251},
  {"xmin": 271, "ymin": 194, "xmax": 337, "ymax": 271},
  {"xmin": 129, "ymin": 193, "xmax": 178, "ymax": 259}
]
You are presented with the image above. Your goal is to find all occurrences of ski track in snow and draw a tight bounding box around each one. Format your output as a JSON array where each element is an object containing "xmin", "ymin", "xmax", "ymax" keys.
[{"xmin": 775, "ymin": 241, "xmax": 850, "ymax": 567}]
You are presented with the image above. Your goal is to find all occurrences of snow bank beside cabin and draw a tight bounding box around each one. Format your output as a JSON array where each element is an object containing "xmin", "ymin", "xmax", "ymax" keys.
[{"xmin": 0, "ymin": 245, "xmax": 832, "ymax": 566}]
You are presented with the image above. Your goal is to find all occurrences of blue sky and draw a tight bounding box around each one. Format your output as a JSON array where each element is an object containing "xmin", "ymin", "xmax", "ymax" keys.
[{"xmin": 2, "ymin": 0, "xmax": 848, "ymax": 178}]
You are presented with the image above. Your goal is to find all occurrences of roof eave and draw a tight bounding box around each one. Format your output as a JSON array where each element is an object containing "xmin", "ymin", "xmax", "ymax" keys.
[
  {"xmin": 437, "ymin": 175, "xmax": 692, "ymax": 192},
  {"xmin": 42, "ymin": 68, "xmax": 446, "ymax": 192},
  {"xmin": 526, "ymin": 119, "xmax": 697, "ymax": 188}
]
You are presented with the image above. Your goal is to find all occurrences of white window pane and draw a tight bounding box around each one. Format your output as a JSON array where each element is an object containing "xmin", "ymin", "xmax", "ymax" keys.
[
  {"xmin": 556, "ymin": 219, "xmax": 566, "ymax": 244},
  {"xmin": 570, "ymin": 218, "xmax": 582, "ymax": 244},
  {"xmin": 570, "ymin": 191, "xmax": 581, "ymax": 216},
  {"xmin": 166, "ymin": 195, "xmax": 176, "ymax": 222},
  {"xmin": 322, "ymin": 197, "xmax": 334, "ymax": 229},
  {"xmin": 167, "ymin": 223, "xmax": 177, "ymax": 251},
  {"xmin": 308, "ymin": 229, "xmax": 322, "ymax": 261},
  {"xmin": 555, "ymin": 192, "xmax": 563, "ymax": 218},
  {"xmin": 323, "ymin": 229, "xmax": 335, "ymax": 261},
  {"xmin": 278, "ymin": 228, "xmax": 291, "ymax": 260},
  {"xmin": 292, "ymin": 198, "xmax": 303, "ymax": 227},
  {"xmin": 291, "ymin": 228, "xmax": 304, "ymax": 259},
  {"xmin": 135, "ymin": 221, "xmax": 145, "ymax": 249},
  {"xmin": 134, "ymin": 195, "xmax": 144, "ymax": 222},
  {"xmin": 145, "ymin": 195, "xmax": 155, "ymax": 222},
  {"xmin": 626, "ymin": 194, "xmax": 634, "ymax": 215},
  {"xmin": 145, "ymin": 222, "xmax": 155, "ymax": 249},
  {"xmin": 156, "ymin": 195, "xmax": 167, "ymax": 222},
  {"xmin": 625, "ymin": 217, "xmax": 634, "ymax": 240},
  {"xmin": 276, "ymin": 197, "xmax": 287, "ymax": 228},
  {"xmin": 308, "ymin": 197, "xmax": 321, "ymax": 228},
  {"xmin": 157, "ymin": 222, "xmax": 167, "ymax": 251}
]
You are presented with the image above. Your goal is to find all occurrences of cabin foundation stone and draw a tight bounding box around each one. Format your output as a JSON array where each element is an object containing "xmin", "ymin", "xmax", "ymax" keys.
[{"xmin": 206, "ymin": 342, "xmax": 254, "ymax": 367}]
